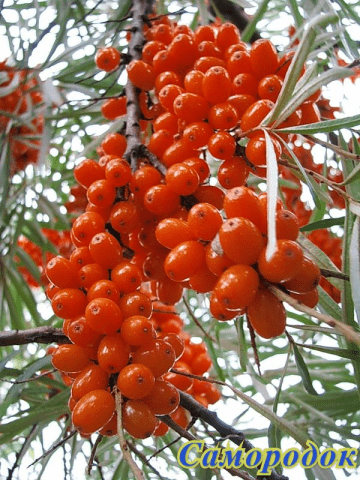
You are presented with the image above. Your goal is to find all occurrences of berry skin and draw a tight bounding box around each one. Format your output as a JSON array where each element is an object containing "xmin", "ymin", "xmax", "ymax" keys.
[
  {"xmin": 67, "ymin": 316, "xmax": 102, "ymax": 347},
  {"xmin": 118, "ymin": 291, "xmax": 153, "ymax": 319},
  {"xmin": 51, "ymin": 288, "xmax": 87, "ymax": 319},
  {"xmin": 217, "ymin": 157, "xmax": 249, "ymax": 189},
  {"xmin": 71, "ymin": 364, "xmax": 109, "ymax": 401},
  {"xmin": 202, "ymin": 66, "xmax": 232, "ymax": 104},
  {"xmin": 257, "ymin": 239, "xmax": 304, "ymax": 284},
  {"xmin": 74, "ymin": 159, "xmax": 104, "ymax": 188},
  {"xmin": 87, "ymin": 279, "xmax": 120, "ymax": 303},
  {"xmin": 144, "ymin": 184, "xmax": 180, "ymax": 215},
  {"xmin": 127, "ymin": 60, "xmax": 156, "ymax": 90},
  {"xmin": 165, "ymin": 163, "xmax": 200, "ymax": 195},
  {"xmin": 85, "ymin": 298, "xmax": 124, "ymax": 335},
  {"xmin": 250, "ymin": 39, "xmax": 279, "ymax": 78},
  {"xmin": 45, "ymin": 256, "xmax": 80, "ymax": 289},
  {"xmin": 208, "ymin": 131, "xmax": 236, "ymax": 160},
  {"xmin": 132, "ymin": 338, "xmax": 176, "ymax": 378},
  {"xmin": 89, "ymin": 232, "xmax": 123, "ymax": 269},
  {"xmin": 187, "ymin": 203, "xmax": 223, "ymax": 241},
  {"xmin": 95, "ymin": 47, "xmax": 121, "ymax": 72},
  {"xmin": 247, "ymin": 287, "xmax": 286, "ymax": 339},
  {"xmin": 51, "ymin": 344, "xmax": 92, "ymax": 373},
  {"xmin": 111, "ymin": 261, "xmax": 143, "ymax": 295},
  {"xmin": 164, "ymin": 240, "xmax": 206, "ymax": 282},
  {"xmin": 142, "ymin": 379, "xmax": 180, "ymax": 415},
  {"xmin": 117, "ymin": 363, "xmax": 155, "ymax": 400},
  {"xmin": 173, "ymin": 93, "xmax": 209, "ymax": 123},
  {"xmin": 122, "ymin": 400, "xmax": 157, "ymax": 439},
  {"xmin": 213, "ymin": 264, "xmax": 259, "ymax": 310},
  {"xmin": 218, "ymin": 217, "xmax": 263, "ymax": 265},
  {"xmin": 155, "ymin": 218, "xmax": 195, "ymax": 249},
  {"xmin": 97, "ymin": 334, "xmax": 131, "ymax": 373},
  {"xmin": 282, "ymin": 256, "xmax": 321, "ymax": 293},
  {"xmin": 121, "ymin": 315, "xmax": 156, "ymax": 346},
  {"xmin": 72, "ymin": 390, "xmax": 116, "ymax": 434},
  {"xmin": 71, "ymin": 212, "xmax": 105, "ymax": 247}
]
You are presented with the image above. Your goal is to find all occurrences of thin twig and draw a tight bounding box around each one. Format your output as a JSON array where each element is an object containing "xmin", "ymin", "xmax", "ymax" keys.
[
  {"xmin": 182, "ymin": 295, "xmax": 216, "ymax": 342},
  {"xmin": 126, "ymin": 440, "xmax": 168, "ymax": 480},
  {"xmin": 86, "ymin": 434, "xmax": 103, "ymax": 475},
  {"xmin": 7, "ymin": 424, "xmax": 37, "ymax": 480},
  {"xmin": 269, "ymin": 285, "xmax": 360, "ymax": 346},
  {"xmin": 0, "ymin": 327, "xmax": 69, "ymax": 347},
  {"xmin": 115, "ymin": 389, "xmax": 145, "ymax": 480},
  {"xmin": 320, "ymin": 267, "xmax": 349, "ymax": 281},
  {"xmin": 27, "ymin": 430, "xmax": 77, "ymax": 467}
]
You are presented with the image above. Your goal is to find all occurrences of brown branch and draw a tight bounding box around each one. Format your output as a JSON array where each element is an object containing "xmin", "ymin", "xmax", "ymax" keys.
[
  {"xmin": 0, "ymin": 327, "xmax": 69, "ymax": 347},
  {"xmin": 86, "ymin": 434, "xmax": 103, "ymax": 476},
  {"xmin": 320, "ymin": 268, "xmax": 349, "ymax": 281}
]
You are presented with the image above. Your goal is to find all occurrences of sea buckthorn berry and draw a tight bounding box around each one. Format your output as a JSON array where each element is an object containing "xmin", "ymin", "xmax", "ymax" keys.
[
  {"xmin": 164, "ymin": 361, "xmax": 193, "ymax": 391},
  {"xmin": 290, "ymin": 288, "xmax": 319, "ymax": 308},
  {"xmin": 300, "ymin": 102, "xmax": 321, "ymax": 124},
  {"xmin": 153, "ymin": 111, "xmax": 179, "ymax": 135},
  {"xmin": 159, "ymin": 84, "xmax": 184, "ymax": 113},
  {"xmin": 247, "ymin": 287, "xmax": 286, "ymax": 338},
  {"xmin": 228, "ymin": 94, "xmax": 257, "ymax": 118},
  {"xmin": 187, "ymin": 203, "xmax": 222, "ymax": 241},
  {"xmin": 71, "ymin": 364, "xmax": 109, "ymax": 401},
  {"xmin": 277, "ymin": 108, "xmax": 302, "ymax": 130},
  {"xmin": 46, "ymin": 256, "xmax": 80, "ymax": 289},
  {"xmin": 208, "ymin": 131, "xmax": 236, "ymax": 160},
  {"xmin": 122, "ymin": 400, "xmax": 157, "ymax": 439},
  {"xmin": 283, "ymin": 256, "xmax": 321, "ymax": 293},
  {"xmin": 95, "ymin": 47, "xmax": 121, "ymax": 72},
  {"xmin": 111, "ymin": 261, "xmax": 143, "ymax": 295},
  {"xmin": 152, "ymin": 49, "xmax": 176, "ymax": 76},
  {"xmin": 51, "ymin": 344, "xmax": 92, "ymax": 373},
  {"xmin": 148, "ymin": 129, "xmax": 174, "ymax": 159},
  {"xmin": 85, "ymin": 298, "xmax": 123, "ymax": 335},
  {"xmin": 74, "ymin": 159, "xmax": 104, "ymax": 188},
  {"xmin": 101, "ymin": 97, "xmax": 127, "ymax": 120},
  {"xmin": 110, "ymin": 201, "xmax": 139, "ymax": 233},
  {"xmin": 240, "ymin": 99, "xmax": 274, "ymax": 134},
  {"xmin": 194, "ymin": 25, "xmax": 216, "ymax": 44},
  {"xmin": 98, "ymin": 414, "xmax": 117, "ymax": 437},
  {"xmin": 52, "ymin": 288, "xmax": 87, "ymax": 319},
  {"xmin": 209, "ymin": 291, "xmax": 243, "ymax": 321},
  {"xmin": 78, "ymin": 263, "xmax": 108, "ymax": 290},
  {"xmin": 152, "ymin": 23, "xmax": 173, "ymax": 44},
  {"xmin": 226, "ymin": 50, "xmax": 253, "ymax": 78},
  {"xmin": 184, "ymin": 70, "xmax": 205, "ymax": 96},
  {"xmin": 257, "ymin": 239, "xmax": 304, "ymax": 283},
  {"xmin": 217, "ymin": 157, "xmax": 249, "ymax": 189},
  {"xmin": 154, "ymin": 70, "xmax": 182, "ymax": 93},
  {"xmin": 173, "ymin": 93, "xmax": 209, "ymax": 123},
  {"xmin": 72, "ymin": 390, "xmax": 115, "ymax": 435},
  {"xmin": 205, "ymin": 243, "xmax": 235, "ymax": 277},
  {"xmin": 132, "ymin": 338, "xmax": 176, "ymax": 377},
  {"xmin": 258, "ymin": 74, "xmax": 283, "ymax": 102},
  {"xmin": 105, "ymin": 158, "xmax": 131, "ymax": 187},
  {"xmin": 142, "ymin": 40, "xmax": 166, "ymax": 64},
  {"xmin": 168, "ymin": 34, "xmax": 197, "ymax": 72},
  {"xmin": 202, "ymin": 66, "xmax": 232, "ymax": 104},
  {"xmin": 144, "ymin": 184, "xmax": 180, "ymax": 215},
  {"xmin": 197, "ymin": 41, "xmax": 222, "ymax": 58},
  {"xmin": 117, "ymin": 364, "xmax": 155, "ymax": 400},
  {"xmin": 162, "ymin": 139, "xmax": 197, "ymax": 168},
  {"xmin": 183, "ymin": 121, "xmax": 213, "ymax": 149},
  {"xmin": 156, "ymin": 277, "xmax": 184, "ymax": 305},
  {"xmin": 275, "ymin": 209, "xmax": 300, "ymax": 241},
  {"xmin": 165, "ymin": 163, "xmax": 200, "ymax": 195},
  {"xmin": 232, "ymin": 73, "xmax": 259, "ymax": 97},
  {"xmin": 155, "ymin": 218, "xmax": 194, "ymax": 249},
  {"xmin": 160, "ymin": 333, "xmax": 184, "ymax": 360},
  {"xmin": 97, "ymin": 333, "xmax": 131, "ymax": 373},
  {"xmin": 191, "ymin": 352, "xmax": 212, "ymax": 375},
  {"xmin": 130, "ymin": 165, "xmax": 162, "ymax": 197},
  {"xmin": 118, "ymin": 291, "xmax": 153, "ymax": 319},
  {"xmin": 66, "ymin": 317, "xmax": 101, "ymax": 347},
  {"xmin": 223, "ymin": 186, "xmax": 263, "ymax": 227},
  {"xmin": 208, "ymin": 102, "xmax": 239, "ymax": 130},
  {"xmin": 87, "ymin": 279, "xmax": 120, "ymax": 303},
  {"xmin": 214, "ymin": 264, "xmax": 259, "ymax": 310},
  {"xmin": 183, "ymin": 157, "xmax": 210, "ymax": 183},
  {"xmin": 121, "ymin": 315, "xmax": 156, "ymax": 346},
  {"xmin": 89, "ymin": 231, "xmax": 123, "ymax": 269},
  {"xmin": 245, "ymin": 132, "xmax": 282, "ymax": 167},
  {"xmin": 72, "ymin": 212, "xmax": 105, "ymax": 247},
  {"xmin": 194, "ymin": 185, "xmax": 224, "ymax": 210},
  {"xmin": 46, "ymin": 283, "xmax": 60, "ymax": 300},
  {"xmin": 101, "ymin": 132, "xmax": 127, "ymax": 157},
  {"xmin": 164, "ymin": 240, "xmax": 206, "ymax": 282},
  {"xmin": 219, "ymin": 217, "xmax": 263, "ymax": 265},
  {"xmin": 171, "ymin": 405, "xmax": 189, "ymax": 429},
  {"xmin": 98, "ymin": 154, "xmax": 118, "ymax": 169},
  {"xmin": 216, "ymin": 23, "xmax": 241, "ymax": 52},
  {"xmin": 188, "ymin": 265, "xmax": 218, "ymax": 293},
  {"xmin": 250, "ymin": 39, "xmax": 279, "ymax": 78},
  {"xmin": 142, "ymin": 379, "xmax": 180, "ymax": 415},
  {"xmin": 70, "ymin": 247, "xmax": 93, "ymax": 270},
  {"xmin": 87, "ymin": 179, "xmax": 116, "ymax": 208},
  {"xmin": 142, "ymin": 248, "xmax": 168, "ymax": 280},
  {"xmin": 127, "ymin": 59, "xmax": 156, "ymax": 91}
]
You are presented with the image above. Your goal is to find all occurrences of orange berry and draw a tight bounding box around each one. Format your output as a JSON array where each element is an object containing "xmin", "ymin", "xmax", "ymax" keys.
[
  {"xmin": 117, "ymin": 363, "xmax": 155, "ymax": 400},
  {"xmin": 219, "ymin": 217, "xmax": 263, "ymax": 265},
  {"xmin": 213, "ymin": 264, "xmax": 259, "ymax": 310},
  {"xmin": 72, "ymin": 390, "xmax": 115, "ymax": 434},
  {"xmin": 257, "ymin": 239, "xmax": 304, "ymax": 283},
  {"xmin": 247, "ymin": 287, "xmax": 286, "ymax": 338},
  {"xmin": 95, "ymin": 47, "xmax": 120, "ymax": 72}
]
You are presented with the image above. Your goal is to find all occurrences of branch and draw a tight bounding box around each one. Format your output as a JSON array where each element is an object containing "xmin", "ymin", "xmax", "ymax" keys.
[
  {"xmin": 269, "ymin": 285, "xmax": 360, "ymax": 346},
  {"xmin": 0, "ymin": 327, "xmax": 69, "ymax": 347}
]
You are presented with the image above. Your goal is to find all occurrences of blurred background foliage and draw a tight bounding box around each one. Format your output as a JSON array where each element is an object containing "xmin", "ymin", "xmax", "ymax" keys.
[{"xmin": 0, "ymin": 0, "xmax": 360, "ymax": 479}]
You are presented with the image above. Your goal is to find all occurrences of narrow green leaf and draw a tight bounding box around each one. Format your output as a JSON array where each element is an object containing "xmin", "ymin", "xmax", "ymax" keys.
[
  {"xmin": 13, "ymin": 245, "xmax": 42, "ymax": 284},
  {"xmin": 300, "ymin": 216, "xmax": 345, "ymax": 232},
  {"xmin": 235, "ymin": 317, "xmax": 248, "ymax": 372},
  {"xmin": 293, "ymin": 344, "xmax": 319, "ymax": 395},
  {"xmin": 295, "ymin": 342, "xmax": 360, "ymax": 362},
  {"xmin": 274, "ymin": 113, "xmax": 360, "ymax": 134},
  {"xmin": 241, "ymin": 0, "xmax": 271, "ymax": 43}
]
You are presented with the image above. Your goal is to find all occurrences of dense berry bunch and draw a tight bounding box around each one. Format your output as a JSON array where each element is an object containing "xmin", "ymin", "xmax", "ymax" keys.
[
  {"xmin": 0, "ymin": 60, "xmax": 44, "ymax": 173},
  {"xmin": 45, "ymin": 14, "xmax": 335, "ymax": 441}
]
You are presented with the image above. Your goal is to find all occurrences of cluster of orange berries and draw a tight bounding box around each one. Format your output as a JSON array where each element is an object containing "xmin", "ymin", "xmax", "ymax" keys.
[
  {"xmin": 16, "ymin": 229, "xmax": 72, "ymax": 288},
  {"xmin": 0, "ymin": 60, "xmax": 44, "ymax": 173},
  {"xmin": 45, "ymin": 16, "xmax": 329, "ymax": 440}
]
